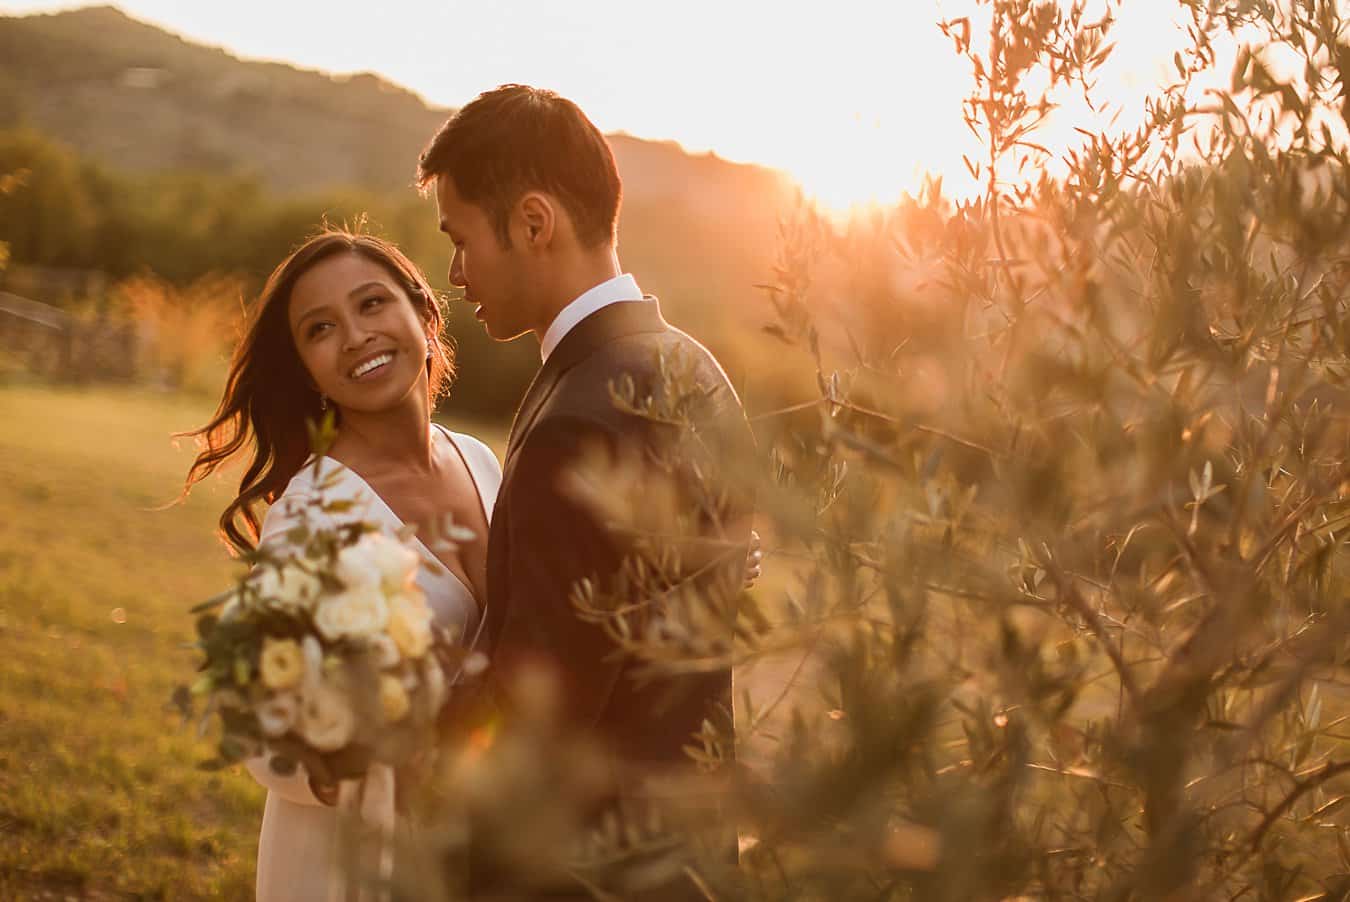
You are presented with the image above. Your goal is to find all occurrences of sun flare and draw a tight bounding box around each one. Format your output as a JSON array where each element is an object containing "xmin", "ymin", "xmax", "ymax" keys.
[{"xmin": 689, "ymin": 2, "xmax": 1208, "ymax": 214}]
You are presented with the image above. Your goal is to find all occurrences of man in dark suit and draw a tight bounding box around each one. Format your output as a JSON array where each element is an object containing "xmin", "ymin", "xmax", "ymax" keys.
[{"xmin": 418, "ymin": 85, "xmax": 754, "ymax": 898}]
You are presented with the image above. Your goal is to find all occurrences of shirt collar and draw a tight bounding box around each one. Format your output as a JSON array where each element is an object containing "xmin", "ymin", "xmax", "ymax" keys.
[{"xmin": 539, "ymin": 273, "xmax": 645, "ymax": 362}]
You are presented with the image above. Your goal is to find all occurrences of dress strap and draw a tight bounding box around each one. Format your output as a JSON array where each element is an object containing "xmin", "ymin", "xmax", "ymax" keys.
[{"xmin": 434, "ymin": 423, "xmax": 500, "ymax": 524}]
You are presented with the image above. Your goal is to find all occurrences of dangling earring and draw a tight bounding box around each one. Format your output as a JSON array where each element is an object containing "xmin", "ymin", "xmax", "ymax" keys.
[
  {"xmin": 319, "ymin": 393, "xmax": 328, "ymax": 411},
  {"xmin": 426, "ymin": 339, "xmax": 434, "ymax": 362}
]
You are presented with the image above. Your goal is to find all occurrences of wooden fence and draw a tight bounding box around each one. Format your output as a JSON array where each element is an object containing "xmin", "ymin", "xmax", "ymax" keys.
[{"xmin": 0, "ymin": 291, "xmax": 137, "ymax": 382}]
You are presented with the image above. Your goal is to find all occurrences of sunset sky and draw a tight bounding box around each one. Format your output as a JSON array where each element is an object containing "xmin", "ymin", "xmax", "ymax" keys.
[{"xmin": 0, "ymin": 1, "xmax": 1216, "ymax": 209}]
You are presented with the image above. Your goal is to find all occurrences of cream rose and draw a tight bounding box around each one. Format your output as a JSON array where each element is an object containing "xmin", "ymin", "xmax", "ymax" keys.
[
  {"xmin": 368, "ymin": 534, "xmax": 421, "ymax": 593},
  {"xmin": 259, "ymin": 637, "xmax": 304, "ymax": 690},
  {"xmin": 250, "ymin": 562, "xmax": 321, "ymax": 611},
  {"xmin": 277, "ymin": 564, "xmax": 321, "ymax": 609},
  {"xmin": 387, "ymin": 594, "xmax": 433, "ymax": 659},
  {"xmin": 334, "ymin": 538, "xmax": 380, "ymax": 591},
  {"xmin": 249, "ymin": 566, "xmax": 284, "ymax": 603},
  {"xmin": 298, "ymin": 679, "xmax": 355, "ymax": 751},
  {"xmin": 336, "ymin": 533, "xmax": 421, "ymax": 594},
  {"xmin": 314, "ymin": 583, "xmax": 389, "ymax": 642},
  {"xmin": 378, "ymin": 674, "xmax": 410, "ymax": 723},
  {"xmin": 256, "ymin": 692, "xmax": 298, "ymax": 737}
]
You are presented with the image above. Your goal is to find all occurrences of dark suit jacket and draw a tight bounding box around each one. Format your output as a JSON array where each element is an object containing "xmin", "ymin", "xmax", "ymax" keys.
[{"xmin": 483, "ymin": 298, "xmax": 753, "ymax": 766}]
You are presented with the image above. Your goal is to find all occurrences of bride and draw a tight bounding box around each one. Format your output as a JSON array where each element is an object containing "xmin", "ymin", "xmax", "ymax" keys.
[{"xmin": 182, "ymin": 229, "xmax": 498, "ymax": 901}]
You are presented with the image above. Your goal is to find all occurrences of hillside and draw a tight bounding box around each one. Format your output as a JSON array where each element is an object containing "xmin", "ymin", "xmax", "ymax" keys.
[
  {"xmin": 0, "ymin": 5, "xmax": 804, "ymax": 420},
  {"xmin": 0, "ymin": 5, "xmax": 797, "ymax": 211},
  {"xmin": 0, "ymin": 6, "xmax": 441, "ymax": 193}
]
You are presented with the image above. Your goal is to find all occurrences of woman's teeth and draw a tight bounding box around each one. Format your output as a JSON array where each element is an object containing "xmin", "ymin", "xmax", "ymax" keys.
[{"xmin": 350, "ymin": 353, "xmax": 393, "ymax": 378}]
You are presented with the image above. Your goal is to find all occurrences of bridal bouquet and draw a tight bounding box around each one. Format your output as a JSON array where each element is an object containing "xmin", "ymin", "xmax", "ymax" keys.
[{"xmin": 177, "ymin": 490, "xmax": 473, "ymax": 786}]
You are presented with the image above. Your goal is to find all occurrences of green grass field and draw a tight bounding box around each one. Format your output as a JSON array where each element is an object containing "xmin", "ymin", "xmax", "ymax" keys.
[{"xmin": 0, "ymin": 385, "xmax": 505, "ymax": 899}]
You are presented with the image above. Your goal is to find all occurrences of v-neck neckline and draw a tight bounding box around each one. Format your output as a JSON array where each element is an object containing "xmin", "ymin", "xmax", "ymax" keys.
[{"xmin": 320, "ymin": 425, "xmax": 486, "ymax": 602}]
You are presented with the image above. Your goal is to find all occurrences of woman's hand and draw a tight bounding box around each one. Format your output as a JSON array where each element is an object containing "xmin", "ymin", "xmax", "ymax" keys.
[
  {"xmin": 308, "ymin": 774, "xmax": 340, "ymax": 807},
  {"xmin": 743, "ymin": 529, "xmax": 764, "ymax": 589}
]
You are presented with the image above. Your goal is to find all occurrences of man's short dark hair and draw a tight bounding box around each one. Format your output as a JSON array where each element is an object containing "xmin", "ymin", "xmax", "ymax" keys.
[{"xmin": 417, "ymin": 84, "xmax": 622, "ymax": 248}]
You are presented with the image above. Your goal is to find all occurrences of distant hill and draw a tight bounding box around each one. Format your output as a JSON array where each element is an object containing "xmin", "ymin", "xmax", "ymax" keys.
[
  {"xmin": 0, "ymin": 5, "xmax": 797, "ymax": 213},
  {"xmin": 0, "ymin": 6, "xmax": 442, "ymax": 193},
  {"xmin": 0, "ymin": 5, "xmax": 804, "ymax": 417}
]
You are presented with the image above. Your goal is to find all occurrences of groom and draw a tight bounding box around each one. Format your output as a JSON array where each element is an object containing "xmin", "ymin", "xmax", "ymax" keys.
[{"xmin": 418, "ymin": 85, "xmax": 754, "ymax": 896}]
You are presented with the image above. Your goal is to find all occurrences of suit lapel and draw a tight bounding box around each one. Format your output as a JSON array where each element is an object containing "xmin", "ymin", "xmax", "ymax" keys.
[
  {"xmin": 504, "ymin": 299, "xmax": 667, "ymax": 468},
  {"xmin": 504, "ymin": 365, "xmax": 550, "ymax": 462}
]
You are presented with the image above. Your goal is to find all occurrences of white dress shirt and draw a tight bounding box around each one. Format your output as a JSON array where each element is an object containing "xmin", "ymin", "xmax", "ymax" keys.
[{"xmin": 539, "ymin": 273, "xmax": 646, "ymax": 362}]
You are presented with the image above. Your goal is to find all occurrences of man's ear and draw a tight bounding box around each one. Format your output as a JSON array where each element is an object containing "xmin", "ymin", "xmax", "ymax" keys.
[{"xmin": 517, "ymin": 192, "xmax": 556, "ymax": 248}]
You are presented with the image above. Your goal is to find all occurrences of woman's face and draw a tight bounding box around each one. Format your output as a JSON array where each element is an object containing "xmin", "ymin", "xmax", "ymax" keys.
[{"xmin": 287, "ymin": 251, "xmax": 431, "ymax": 415}]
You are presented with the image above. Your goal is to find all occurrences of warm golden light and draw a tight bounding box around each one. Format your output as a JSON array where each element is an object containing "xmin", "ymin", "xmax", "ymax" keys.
[
  {"xmin": 713, "ymin": 2, "xmax": 1250, "ymax": 212},
  {"xmin": 0, "ymin": 0, "xmax": 1290, "ymax": 212}
]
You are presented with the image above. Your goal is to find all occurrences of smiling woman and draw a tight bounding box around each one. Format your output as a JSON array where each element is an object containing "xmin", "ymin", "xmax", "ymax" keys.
[{"xmin": 174, "ymin": 228, "xmax": 503, "ymax": 901}]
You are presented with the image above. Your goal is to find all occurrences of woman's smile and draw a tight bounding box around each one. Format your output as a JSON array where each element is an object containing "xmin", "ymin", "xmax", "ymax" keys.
[{"xmin": 347, "ymin": 349, "xmax": 397, "ymax": 382}]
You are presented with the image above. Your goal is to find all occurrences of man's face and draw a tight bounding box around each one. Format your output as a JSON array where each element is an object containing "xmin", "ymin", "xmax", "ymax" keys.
[{"xmin": 435, "ymin": 176, "xmax": 531, "ymax": 341}]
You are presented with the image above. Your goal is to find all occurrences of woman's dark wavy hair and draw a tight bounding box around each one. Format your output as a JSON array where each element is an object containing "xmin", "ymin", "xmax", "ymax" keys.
[{"xmin": 181, "ymin": 229, "xmax": 455, "ymax": 555}]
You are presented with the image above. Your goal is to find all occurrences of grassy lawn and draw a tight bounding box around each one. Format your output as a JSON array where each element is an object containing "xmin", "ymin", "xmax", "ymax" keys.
[{"xmin": 0, "ymin": 384, "xmax": 505, "ymax": 900}]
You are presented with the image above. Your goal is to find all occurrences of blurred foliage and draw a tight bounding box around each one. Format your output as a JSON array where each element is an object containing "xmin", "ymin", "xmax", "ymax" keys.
[
  {"xmin": 117, "ymin": 273, "xmax": 246, "ymax": 397},
  {"xmin": 0, "ymin": 165, "xmax": 22, "ymax": 272},
  {"xmin": 0, "ymin": 119, "xmax": 784, "ymax": 424},
  {"xmin": 0, "ymin": 125, "xmax": 539, "ymax": 417},
  {"xmin": 0, "ymin": 126, "xmax": 410, "ymax": 282},
  {"xmin": 0, "ymin": 6, "xmax": 795, "ymax": 427},
  {"xmin": 393, "ymin": 1, "xmax": 1350, "ymax": 900}
]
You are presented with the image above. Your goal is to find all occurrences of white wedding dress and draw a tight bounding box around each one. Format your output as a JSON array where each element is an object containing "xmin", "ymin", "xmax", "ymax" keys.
[{"xmin": 244, "ymin": 425, "xmax": 500, "ymax": 902}]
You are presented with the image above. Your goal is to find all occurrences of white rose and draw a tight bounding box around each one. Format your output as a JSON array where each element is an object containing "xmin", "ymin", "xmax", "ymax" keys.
[
  {"xmin": 298, "ymin": 678, "xmax": 355, "ymax": 752},
  {"xmin": 313, "ymin": 583, "xmax": 389, "ymax": 642},
  {"xmin": 256, "ymin": 692, "xmax": 298, "ymax": 737},
  {"xmin": 250, "ymin": 562, "xmax": 321, "ymax": 611},
  {"xmin": 387, "ymin": 594, "xmax": 433, "ymax": 659},
  {"xmin": 278, "ymin": 564, "xmax": 321, "ymax": 608},
  {"xmin": 364, "ymin": 533, "xmax": 421, "ymax": 593},
  {"xmin": 250, "ymin": 566, "xmax": 284, "ymax": 602},
  {"xmin": 334, "ymin": 538, "xmax": 381, "ymax": 591}
]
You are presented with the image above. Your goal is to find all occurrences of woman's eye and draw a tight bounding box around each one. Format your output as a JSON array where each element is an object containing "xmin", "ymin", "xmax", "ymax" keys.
[
  {"xmin": 361, "ymin": 295, "xmax": 386, "ymax": 311},
  {"xmin": 307, "ymin": 322, "xmax": 332, "ymax": 339}
]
